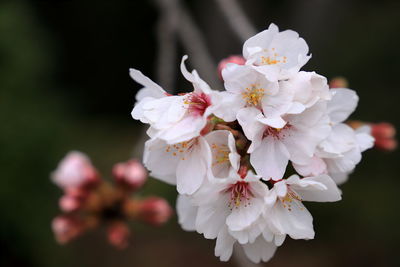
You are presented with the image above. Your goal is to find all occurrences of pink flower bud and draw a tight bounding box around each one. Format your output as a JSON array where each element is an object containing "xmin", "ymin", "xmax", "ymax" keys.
[
  {"xmin": 371, "ymin": 122, "xmax": 397, "ymax": 151},
  {"xmin": 51, "ymin": 151, "xmax": 99, "ymax": 190},
  {"xmin": 65, "ymin": 187, "xmax": 89, "ymax": 199},
  {"xmin": 217, "ymin": 55, "xmax": 245, "ymax": 80},
  {"xmin": 238, "ymin": 165, "xmax": 248, "ymax": 179},
  {"xmin": 52, "ymin": 215, "xmax": 83, "ymax": 244},
  {"xmin": 329, "ymin": 77, "xmax": 349, "ymax": 88},
  {"xmin": 374, "ymin": 138, "xmax": 397, "ymax": 151},
  {"xmin": 107, "ymin": 221, "xmax": 131, "ymax": 249},
  {"xmin": 137, "ymin": 197, "xmax": 173, "ymax": 226},
  {"xmin": 59, "ymin": 195, "xmax": 81, "ymax": 212},
  {"xmin": 112, "ymin": 160, "xmax": 147, "ymax": 190}
]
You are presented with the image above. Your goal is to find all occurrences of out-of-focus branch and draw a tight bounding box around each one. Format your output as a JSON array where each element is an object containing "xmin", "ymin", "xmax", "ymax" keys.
[
  {"xmin": 154, "ymin": 0, "xmax": 179, "ymax": 91},
  {"xmin": 215, "ymin": 0, "xmax": 257, "ymax": 42},
  {"xmin": 153, "ymin": 0, "xmax": 221, "ymax": 89},
  {"xmin": 176, "ymin": 2, "xmax": 220, "ymax": 88}
]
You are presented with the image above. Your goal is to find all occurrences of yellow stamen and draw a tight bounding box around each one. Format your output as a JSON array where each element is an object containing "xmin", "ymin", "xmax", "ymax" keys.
[{"xmin": 241, "ymin": 84, "xmax": 265, "ymax": 106}]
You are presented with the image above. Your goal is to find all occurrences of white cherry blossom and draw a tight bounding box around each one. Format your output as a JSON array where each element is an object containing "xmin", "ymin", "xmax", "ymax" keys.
[
  {"xmin": 238, "ymin": 101, "xmax": 331, "ymax": 180},
  {"xmin": 177, "ymin": 172, "xmax": 279, "ymax": 263},
  {"xmin": 131, "ymin": 56, "xmax": 217, "ymax": 144},
  {"xmin": 293, "ymin": 89, "xmax": 374, "ymax": 184},
  {"xmin": 265, "ymin": 174, "xmax": 341, "ymax": 239},
  {"xmin": 214, "ymin": 64, "xmax": 303, "ymax": 128},
  {"xmin": 130, "ymin": 22, "xmax": 373, "ymax": 264},
  {"xmin": 192, "ymin": 171, "xmax": 268, "ymax": 238},
  {"xmin": 323, "ymin": 125, "xmax": 374, "ymax": 184},
  {"xmin": 243, "ymin": 23, "xmax": 311, "ymax": 81}
]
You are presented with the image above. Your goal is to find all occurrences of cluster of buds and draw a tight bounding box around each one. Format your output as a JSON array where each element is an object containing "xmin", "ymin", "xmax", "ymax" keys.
[
  {"xmin": 128, "ymin": 23, "xmax": 393, "ymax": 263},
  {"xmin": 51, "ymin": 151, "xmax": 173, "ymax": 249}
]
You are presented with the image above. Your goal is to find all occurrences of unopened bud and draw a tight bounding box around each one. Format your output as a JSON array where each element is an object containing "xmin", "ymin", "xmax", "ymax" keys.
[
  {"xmin": 136, "ymin": 197, "xmax": 173, "ymax": 226},
  {"xmin": 107, "ymin": 221, "xmax": 131, "ymax": 249},
  {"xmin": 217, "ymin": 55, "xmax": 245, "ymax": 80},
  {"xmin": 238, "ymin": 165, "xmax": 248, "ymax": 179},
  {"xmin": 59, "ymin": 195, "xmax": 81, "ymax": 212},
  {"xmin": 371, "ymin": 122, "xmax": 396, "ymax": 139},
  {"xmin": 65, "ymin": 187, "xmax": 85, "ymax": 197},
  {"xmin": 52, "ymin": 215, "xmax": 83, "ymax": 244},
  {"xmin": 113, "ymin": 160, "xmax": 147, "ymax": 190},
  {"xmin": 329, "ymin": 77, "xmax": 348, "ymax": 88},
  {"xmin": 371, "ymin": 122, "xmax": 397, "ymax": 151},
  {"xmin": 51, "ymin": 151, "xmax": 99, "ymax": 190}
]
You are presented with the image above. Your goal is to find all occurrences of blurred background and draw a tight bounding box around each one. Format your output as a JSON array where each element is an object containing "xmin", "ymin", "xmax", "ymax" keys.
[{"xmin": 0, "ymin": 0, "xmax": 399, "ymax": 266}]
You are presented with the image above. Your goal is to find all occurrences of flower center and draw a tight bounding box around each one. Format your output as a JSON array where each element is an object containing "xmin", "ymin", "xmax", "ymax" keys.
[
  {"xmin": 263, "ymin": 124, "xmax": 291, "ymax": 139},
  {"xmin": 225, "ymin": 181, "xmax": 254, "ymax": 209},
  {"xmin": 280, "ymin": 186, "xmax": 303, "ymax": 212},
  {"xmin": 260, "ymin": 48, "xmax": 287, "ymax": 65},
  {"xmin": 211, "ymin": 143, "xmax": 230, "ymax": 166},
  {"xmin": 184, "ymin": 92, "xmax": 211, "ymax": 117},
  {"xmin": 242, "ymin": 84, "xmax": 265, "ymax": 107},
  {"xmin": 165, "ymin": 139, "xmax": 196, "ymax": 160}
]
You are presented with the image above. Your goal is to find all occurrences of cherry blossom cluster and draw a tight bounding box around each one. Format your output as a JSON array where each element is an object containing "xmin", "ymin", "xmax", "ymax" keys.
[
  {"xmin": 130, "ymin": 23, "xmax": 375, "ymax": 263},
  {"xmin": 51, "ymin": 151, "xmax": 172, "ymax": 249}
]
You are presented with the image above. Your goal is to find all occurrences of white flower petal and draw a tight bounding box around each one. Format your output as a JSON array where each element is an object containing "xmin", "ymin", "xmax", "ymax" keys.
[
  {"xmin": 226, "ymin": 197, "xmax": 264, "ymax": 231},
  {"xmin": 237, "ymin": 107, "xmax": 265, "ymax": 152},
  {"xmin": 176, "ymin": 139, "xmax": 209, "ymax": 195},
  {"xmin": 143, "ymin": 138, "xmax": 179, "ymax": 185},
  {"xmin": 129, "ymin": 68, "xmax": 165, "ymax": 101},
  {"xmin": 250, "ymin": 137, "xmax": 289, "ymax": 180},
  {"xmin": 328, "ymin": 88, "xmax": 359, "ymax": 124},
  {"xmin": 211, "ymin": 92, "xmax": 243, "ymax": 122},
  {"xmin": 215, "ymin": 226, "xmax": 236, "ymax": 261},
  {"xmin": 288, "ymin": 174, "xmax": 342, "ymax": 202},
  {"xmin": 355, "ymin": 126, "xmax": 375, "ymax": 152},
  {"xmin": 180, "ymin": 55, "xmax": 211, "ymax": 94},
  {"xmin": 272, "ymin": 199, "xmax": 314, "ymax": 239},
  {"xmin": 274, "ymin": 180, "xmax": 288, "ymax": 198},
  {"xmin": 293, "ymin": 156, "xmax": 327, "ymax": 177},
  {"xmin": 242, "ymin": 236, "xmax": 277, "ymax": 263},
  {"xmin": 205, "ymin": 130, "xmax": 240, "ymax": 178},
  {"xmin": 176, "ymin": 195, "xmax": 197, "ymax": 231},
  {"xmin": 196, "ymin": 195, "xmax": 230, "ymax": 239},
  {"xmin": 330, "ymin": 171, "xmax": 350, "ymax": 185},
  {"xmin": 243, "ymin": 23, "xmax": 279, "ymax": 59}
]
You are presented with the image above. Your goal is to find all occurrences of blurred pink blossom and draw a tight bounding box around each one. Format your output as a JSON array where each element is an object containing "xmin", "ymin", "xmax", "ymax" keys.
[
  {"xmin": 51, "ymin": 151, "xmax": 99, "ymax": 190},
  {"xmin": 217, "ymin": 55, "xmax": 245, "ymax": 79},
  {"xmin": 137, "ymin": 197, "xmax": 173, "ymax": 226},
  {"xmin": 371, "ymin": 122, "xmax": 397, "ymax": 151},
  {"xmin": 107, "ymin": 221, "xmax": 131, "ymax": 249},
  {"xmin": 52, "ymin": 215, "xmax": 84, "ymax": 244},
  {"xmin": 59, "ymin": 195, "xmax": 81, "ymax": 212},
  {"xmin": 112, "ymin": 159, "xmax": 147, "ymax": 190}
]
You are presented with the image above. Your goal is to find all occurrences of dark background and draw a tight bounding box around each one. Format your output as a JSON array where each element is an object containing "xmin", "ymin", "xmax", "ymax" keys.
[{"xmin": 0, "ymin": 0, "xmax": 399, "ymax": 266}]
